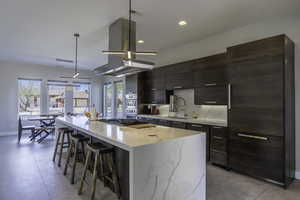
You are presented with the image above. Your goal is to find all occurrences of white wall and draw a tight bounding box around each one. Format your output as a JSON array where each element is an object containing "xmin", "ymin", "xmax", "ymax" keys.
[
  {"xmin": 155, "ymin": 15, "xmax": 300, "ymax": 177},
  {"xmin": 0, "ymin": 60, "xmax": 97, "ymax": 135}
]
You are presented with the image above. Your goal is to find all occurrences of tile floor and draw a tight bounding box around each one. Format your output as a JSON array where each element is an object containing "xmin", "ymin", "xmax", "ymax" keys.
[{"xmin": 0, "ymin": 135, "xmax": 299, "ymax": 200}]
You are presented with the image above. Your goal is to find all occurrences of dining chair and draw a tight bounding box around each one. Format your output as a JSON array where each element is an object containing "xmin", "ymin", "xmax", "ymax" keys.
[{"xmin": 18, "ymin": 117, "xmax": 35, "ymax": 143}]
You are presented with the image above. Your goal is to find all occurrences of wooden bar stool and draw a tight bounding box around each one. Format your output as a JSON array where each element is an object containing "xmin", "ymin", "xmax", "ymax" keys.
[
  {"xmin": 78, "ymin": 143, "xmax": 121, "ymax": 200},
  {"xmin": 63, "ymin": 134, "xmax": 89, "ymax": 184},
  {"xmin": 52, "ymin": 128, "xmax": 73, "ymax": 167}
]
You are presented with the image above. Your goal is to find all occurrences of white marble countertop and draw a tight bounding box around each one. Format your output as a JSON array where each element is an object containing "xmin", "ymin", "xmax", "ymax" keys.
[
  {"xmin": 137, "ymin": 114, "xmax": 228, "ymax": 127},
  {"xmin": 56, "ymin": 116, "xmax": 204, "ymax": 151}
]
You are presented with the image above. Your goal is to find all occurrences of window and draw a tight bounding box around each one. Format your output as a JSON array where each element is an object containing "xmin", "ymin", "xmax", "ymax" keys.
[
  {"xmin": 48, "ymin": 81, "xmax": 66, "ymax": 114},
  {"xmin": 115, "ymin": 81, "xmax": 124, "ymax": 118},
  {"xmin": 103, "ymin": 83, "xmax": 113, "ymax": 117},
  {"xmin": 18, "ymin": 79, "xmax": 41, "ymax": 115},
  {"xmin": 73, "ymin": 82, "xmax": 90, "ymax": 114}
]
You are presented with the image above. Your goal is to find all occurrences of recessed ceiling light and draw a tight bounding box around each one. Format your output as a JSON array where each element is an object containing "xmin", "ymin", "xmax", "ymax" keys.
[
  {"xmin": 178, "ymin": 20, "xmax": 187, "ymax": 26},
  {"xmin": 138, "ymin": 40, "xmax": 144, "ymax": 44}
]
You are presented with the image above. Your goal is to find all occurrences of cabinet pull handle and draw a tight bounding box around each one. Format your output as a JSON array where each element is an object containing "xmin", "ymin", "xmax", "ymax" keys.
[
  {"xmin": 213, "ymin": 126, "xmax": 223, "ymax": 129},
  {"xmin": 213, "ymin": 136, "xmax": 223, "ymax": 140},
  {"xmin": 204, "ymin": 101, "xmax": 217, "ymax": 104},
  {"xmin": 228, "ymin": 83, "xmax": 231, "ymax": 110},
  {"xmin": 237, "ymin": 133, "xmax": 268, "ymax": 141},
  {"xmin": 204, "ymin": 83, "xmax": 217, "ymax": 87},
  {"xmin": 173, "ymin": 86, "xmax": 183, "ymax": 89},
  {"xmin": 191, "ymin": 124, "xmax": 203, "ymax": 128},
  {"xmin": 152, "ymin": 88, "xmax": 157, "ymax": 91}
]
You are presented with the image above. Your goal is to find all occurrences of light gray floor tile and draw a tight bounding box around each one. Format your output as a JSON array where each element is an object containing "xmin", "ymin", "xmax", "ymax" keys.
[{"xmin": 0, "ymin": 135, "xmax": 299, "ymax": 200}]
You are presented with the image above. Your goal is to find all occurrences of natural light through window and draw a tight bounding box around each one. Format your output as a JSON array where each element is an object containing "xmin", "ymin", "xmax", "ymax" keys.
[
  {"xmin": 73, "ymin": 82, "xmax": 90, "ymax": 114},
  {"xmin": 48, "ymin": 81, "xmax": 65, "ymax": 114},
  {"xmin": 18, "ymin": 78, "xmax": 41, "ymax": 115}
]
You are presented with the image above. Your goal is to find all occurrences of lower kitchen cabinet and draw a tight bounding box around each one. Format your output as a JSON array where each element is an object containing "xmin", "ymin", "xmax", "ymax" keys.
[
  {"xmin": 210, "ymin": 126, "xmax": 228, "ymax": 167},
  {"xmin": 157, "ymin": 119, "xmax": 171, "ymax": 127},
  {"xmin": 211, "ymin": 150, "xmax": 228, "ymax": 167},
  {"xmin": 137, "ymin": 117, "xmax": 158, "ymax": 124},
  {"xmin": 171, "ymin": 121, "xmax": 187, "ymax": 129},
  {"xmin": 229, "ymin": 132, "xmax": 284, "ymax": 183}
]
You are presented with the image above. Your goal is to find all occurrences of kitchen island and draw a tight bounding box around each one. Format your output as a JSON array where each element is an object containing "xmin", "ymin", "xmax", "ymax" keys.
[{"xmin": 56, "ymin": 116, "xmax": 206, "ymax": 200}]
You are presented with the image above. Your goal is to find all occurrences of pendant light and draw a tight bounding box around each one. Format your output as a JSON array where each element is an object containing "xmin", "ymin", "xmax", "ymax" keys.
[
  {"xmin": 60, "ymin": 33, "xmax": 90, "ymax": 80},
  {"xmin": 102, "ymin": 0, "xmax": 157, "ymax": 59}
]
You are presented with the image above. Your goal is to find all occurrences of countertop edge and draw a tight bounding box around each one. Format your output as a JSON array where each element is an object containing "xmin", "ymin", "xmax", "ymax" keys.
[
  {"xmin": 56, "ymin": 117, "xmax": 206, "ymax": 151},
  {"xmin": 137, "ymin": 114, "xmax": 228, "ymax": 127},
  {"xmin": 56, "ymin": 118, "xmax": 135, "ymax": 151}
]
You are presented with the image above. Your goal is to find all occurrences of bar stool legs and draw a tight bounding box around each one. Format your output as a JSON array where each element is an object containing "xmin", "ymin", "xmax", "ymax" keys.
[
  {"xmin": 107, "ymin": 153, "xmax": 121, "ymax": 197},
  {"xmin": 52, "ymin": 129, "xmax": 61, "ymax": 162},
  {"xmin": 58, "ymin": 131, "xmax": 66, "ymax": 167},
  {"xmin": 52, "ymin": 128, "xmax": 72, "ymax": 167},
  {"xmin": 91, "ymin": 151, "xmax": 99, "ymax": 200},
  {"xmin": 64, "ymin": 134, "xmax": 88, "ymax": 184},
  {"xmin": 78, "ymin": 150, "xmax": 92, "ymax": 195},
  {"xmin": 78, "ymin": 143, "xmax": 121, "ymax": 200}
]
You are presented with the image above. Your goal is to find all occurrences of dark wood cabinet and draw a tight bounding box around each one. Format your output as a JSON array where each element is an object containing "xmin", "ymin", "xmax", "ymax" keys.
[
  {"xmin": 210, "ymin": 126, "xmax": 228, "ymax": 167},
  {"xmin": 229, "ymin": 132, "xmax": 284, "ymax": 183},
  {"xmin": 165, "ymin": 61, "xmax": 194, "ymax": 90},
  {"xmin": 192, "ymin": 53, "xmax": 227, "ymax": 86},
  {"xmin": 157, "ymin": 119, "xmax": 171, "ymax": 127},
  {"xmin": 137, "ymin": 117, "xmax": 158, "ymax": 125},
  {"xmin": 152, "ymin": 69, "xmax": 166, "ymax": 90},
  {"xmin": 227, "ymin": 35, "xmax": 295, "ymax": 187},
  {"xmin": 136, "ymin": 34, "xmax": 295, "ymax": 188},
  {"xmin": 211, "ymin": 126, "xmax": 228, "ymax": 152},
  {"xmin": 140, "ymin": 68, "xmax": 166, "ymax": 90},
  {"xmin": 194, "ymin": 84, "xmax": 228, "ymax": 105},
  {"xmin": 171, "ymin": 121, "xmax": 187, "ymax": 129},
  {"xmin": 140, "ymin": 88, "xmax": 173, "ymax": 105},
  {"xmin": 139, "ymin": 69, "xmax": 173, "ymax": 104}
]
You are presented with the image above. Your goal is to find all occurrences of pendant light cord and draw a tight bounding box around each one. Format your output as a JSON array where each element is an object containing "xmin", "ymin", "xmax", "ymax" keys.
[
  {"xmin": 128, "ymin": 0, "xmax": 132, "ymax": 51},
  {"xmin": 74, "ymin": 33, "xmax": 79, "ymax": 74}
]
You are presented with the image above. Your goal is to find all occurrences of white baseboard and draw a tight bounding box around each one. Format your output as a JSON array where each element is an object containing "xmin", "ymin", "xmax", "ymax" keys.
[
  {"xmin": 0, "ymin": 131, "xmax": 17, "ymax": 137},
  {"xmin": 296, "ymin": 171, "xmax": 300, "ymax": 180}
]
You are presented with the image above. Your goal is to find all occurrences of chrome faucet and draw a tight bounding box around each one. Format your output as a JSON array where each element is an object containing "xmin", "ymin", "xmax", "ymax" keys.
[{"xmin": 169, "ymin": 95, "xmax": 186, "ymax": 114}]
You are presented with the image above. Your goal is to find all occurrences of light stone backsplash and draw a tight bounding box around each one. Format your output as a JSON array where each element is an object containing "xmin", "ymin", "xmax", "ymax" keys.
[{"xmin": 143, "ymin": 89, "xmax": 227, "ymax": 123}]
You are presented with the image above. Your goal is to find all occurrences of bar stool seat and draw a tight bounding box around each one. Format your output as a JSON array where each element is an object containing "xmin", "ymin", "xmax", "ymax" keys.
[
  {"xmin": 52, "ymin": 128, "xmax": 73, "ymax": 167},
  {"xmin": 63, "ymin": 134, "xmax": 89, "ymax": 184},
  {"xmin": 78, "ymin": 142, "xmax": 121, "ymax": 200}
]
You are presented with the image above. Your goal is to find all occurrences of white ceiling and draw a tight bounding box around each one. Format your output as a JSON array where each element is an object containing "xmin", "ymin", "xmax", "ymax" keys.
[{"xmin": 0, "ymin": 0, "xmax": 299, "ymax": 70}]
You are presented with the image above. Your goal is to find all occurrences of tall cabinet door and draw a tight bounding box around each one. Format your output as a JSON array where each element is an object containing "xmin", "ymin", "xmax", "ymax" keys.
[
  {"xmin": 227, "ymin": 36, "xmax": 285, "ymax": 137},
  {"xmin": 227, "ymin": 35, "xmax": 285, "ymax": 183}
]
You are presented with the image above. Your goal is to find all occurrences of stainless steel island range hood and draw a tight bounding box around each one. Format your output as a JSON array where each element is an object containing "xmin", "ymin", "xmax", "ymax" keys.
[{"xmin": 94, "ymin": 18, "xmax": 155, "ymax": 77}]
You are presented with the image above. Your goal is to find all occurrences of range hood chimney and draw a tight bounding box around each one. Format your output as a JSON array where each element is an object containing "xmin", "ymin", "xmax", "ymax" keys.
[{"xmin": 94, "ymin": 18, "xmax": 154, "ymax": 77}]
